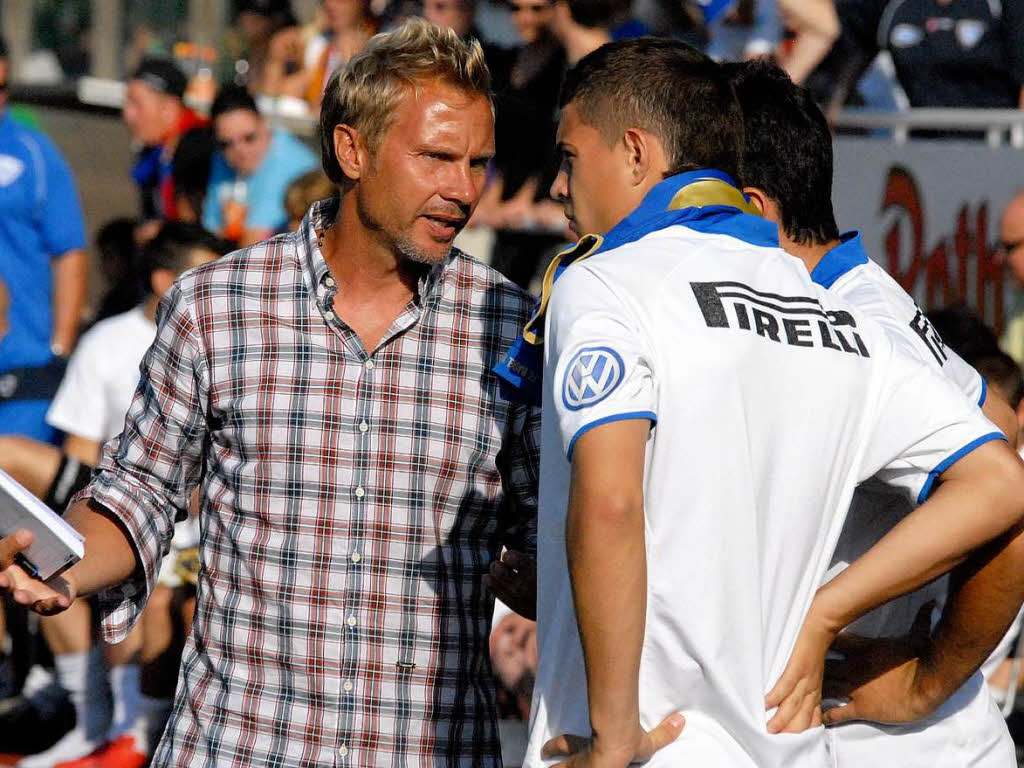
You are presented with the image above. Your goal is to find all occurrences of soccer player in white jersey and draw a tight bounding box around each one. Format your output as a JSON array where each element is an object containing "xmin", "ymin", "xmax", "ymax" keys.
[
  {"xmin": 499, "ymin": 39, "xmax": 1024, "ymax": 768},
  {"xmin": 726, "ymin": 59, "xmax": 1024, "ymax": 766}
]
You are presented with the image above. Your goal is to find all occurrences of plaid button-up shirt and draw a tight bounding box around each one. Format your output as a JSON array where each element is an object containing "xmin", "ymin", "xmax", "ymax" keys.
[{"xmin": 76, "ymin": 199, "xmax": 541, "ymax": 767}]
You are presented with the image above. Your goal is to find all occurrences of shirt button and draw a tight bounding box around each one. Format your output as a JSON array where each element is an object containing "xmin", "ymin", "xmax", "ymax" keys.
[
  {"xmin": 324, "ymin": 276, "xmax": 336, "ymax": 288},
  {"xmin": 358, "ymin": 420, "xmax": 369, "ymax": 433},
  {"xmin": 363, "ymin": 359, "xmax": 375, "ymax": 370},
  {"xmin": 350, "ymin": 552, "xmax": 362, "ymax": 563},
  {"xmin": 343, "ymin": 679, "xmax": 354, "ymax": 692},
  {"xmin": 323, "ymin": 310, "xmax": 336, "ymax": 322},
  {"xmin": 346, "ymin": 615, "xmax": 357, "ymax": 627},
  {"xmin": 354, "ymin": 486, "xmax": 365, "ymax": 498},
  {"xmin": 337, "ymin": 745, "xmax": 348, "ymax": 757}
]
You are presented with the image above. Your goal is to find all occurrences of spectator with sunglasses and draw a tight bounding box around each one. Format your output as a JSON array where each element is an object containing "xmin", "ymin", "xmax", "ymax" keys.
[{"xmin": 202, "ymin": 85, "xmax": 316, "ymax": 246}]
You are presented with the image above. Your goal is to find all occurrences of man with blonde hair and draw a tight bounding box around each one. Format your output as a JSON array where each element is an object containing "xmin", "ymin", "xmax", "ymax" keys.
[{"xmin": 0, "ymin": 18, "xmax": 540, "ymax": 767}]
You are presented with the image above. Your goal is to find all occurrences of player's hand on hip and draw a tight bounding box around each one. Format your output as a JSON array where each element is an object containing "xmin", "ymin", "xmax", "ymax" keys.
[
  {"xmin": 484, "ymin": 549, "xmax": 537, "ymax": 620},
  {"xmin": 821, "ymin": 601, "xmax": 937, "ymax": 726},
  {"xmin": 541, "ymin": 714, "xmax": 685, "ymax": 767},
  {"xmin": 0, "ymin": 528, "xmax": 77, "ymax": 615},
  {"xmin": 766, "ymin": 593, "xmax": 842, "ymax": 733}
]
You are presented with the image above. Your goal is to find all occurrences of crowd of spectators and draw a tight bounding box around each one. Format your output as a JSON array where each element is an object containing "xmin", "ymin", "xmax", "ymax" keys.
[{"xmin": 1, "ymin": 0, "xmax": 1024, "ymax": 765}]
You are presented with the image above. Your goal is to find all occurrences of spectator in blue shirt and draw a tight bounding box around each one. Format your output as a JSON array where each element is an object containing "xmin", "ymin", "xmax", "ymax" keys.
[
  {"xmin": 202, "ymin": 86, "xmax": 316, "ymax": 245},
  {"xmin": 0, "ymin": 37, "xmax": 88, "ymax": 443}
]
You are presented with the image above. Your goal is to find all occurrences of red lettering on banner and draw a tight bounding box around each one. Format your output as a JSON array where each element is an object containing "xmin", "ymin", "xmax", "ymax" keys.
[{"xmin": 881, "ymin": 166, "xmax": 1006, "ymax": 334}]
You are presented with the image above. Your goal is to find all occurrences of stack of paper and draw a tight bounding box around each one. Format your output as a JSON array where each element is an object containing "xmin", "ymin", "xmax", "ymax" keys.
[{"xmin": 0, "ymin": 467, "xmax": 84, "ymax": 581}]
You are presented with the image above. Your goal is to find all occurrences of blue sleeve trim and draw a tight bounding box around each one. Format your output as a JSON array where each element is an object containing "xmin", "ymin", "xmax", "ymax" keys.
[
  {"xmin": 978, "ymin": 375, "xmax": 987, "ymax": 407},
  {"xmin": 566, "ymin": 411, "xmax": 657, "ymax": 461},
  {"xmin": 916, "ymin": 431, "xmax": 1007, "ymax": 505}
]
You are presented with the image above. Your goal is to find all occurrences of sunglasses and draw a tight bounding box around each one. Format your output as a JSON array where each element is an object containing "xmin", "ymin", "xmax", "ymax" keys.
[{"xmin": 216, "ymin": 132, "xmax": 259, "ymax": 150}]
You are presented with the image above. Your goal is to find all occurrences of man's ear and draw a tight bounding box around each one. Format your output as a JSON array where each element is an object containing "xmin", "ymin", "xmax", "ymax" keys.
[
  {"xmin": 334, "ymin": 124, "xmax": 371, "ymax": 182},
  {"xmin": 743, "ymin": 186, "xmax": 771, "ymax": 217}
]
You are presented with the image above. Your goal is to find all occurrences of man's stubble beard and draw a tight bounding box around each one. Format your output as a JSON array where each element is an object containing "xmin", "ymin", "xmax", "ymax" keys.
[{"xmin": 355, "ymin": 188, "xmax": 452, "ymax": 267}]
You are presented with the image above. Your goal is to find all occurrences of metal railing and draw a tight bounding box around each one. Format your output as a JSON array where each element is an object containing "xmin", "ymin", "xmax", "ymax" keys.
[{"xmin": 832, "ymin": 108, "xmax": 1024, "ymax": 147}]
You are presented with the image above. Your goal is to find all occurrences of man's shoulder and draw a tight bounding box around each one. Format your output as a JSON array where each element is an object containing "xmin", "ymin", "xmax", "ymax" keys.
[
  {"xmin": 830, "ymin": 260, "xmax": 917, "ymax": 322},
  {"xmin": 177, "ymin": 234, "xmax": 301, "ymax": 299},
  {"xmin": 3, "ymin": 118, "xmax": 66, "ymax": 164}
]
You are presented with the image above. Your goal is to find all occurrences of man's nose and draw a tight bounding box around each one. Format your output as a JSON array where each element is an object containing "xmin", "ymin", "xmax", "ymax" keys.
[{"xmin": 441, "ymin": 161, "xmax": 479, "ymax": 205}]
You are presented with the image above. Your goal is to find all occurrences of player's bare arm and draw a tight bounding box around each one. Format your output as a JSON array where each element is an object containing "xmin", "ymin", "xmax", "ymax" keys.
[
  {"xmin": 820, "ymin": 389, "xmax": 1024, "ymax": 726},
  {"xmin": 541, "ymin": 418, "xmax": 683, "ymax": 768},
  {"xmin": 766, "ymin": 438, "xmax": 1024, "ymax": 733},
  {"xmin": 0, "ymin": 497, "xmax": 139, "ymax": 615}
]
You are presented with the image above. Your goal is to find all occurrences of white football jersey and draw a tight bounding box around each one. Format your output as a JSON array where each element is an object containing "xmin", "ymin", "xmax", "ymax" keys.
[
  {"xmin": 524, "ymin": 185, "xmax": 1004, "ymax": 768},
  {"xmin": 813, "ymin": 233, "xmax": 1014, "ymax": 767}
]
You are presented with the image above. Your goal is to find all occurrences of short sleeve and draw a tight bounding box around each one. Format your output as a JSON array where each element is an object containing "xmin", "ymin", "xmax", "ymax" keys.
[
  {"xmin": 38, "ymin": 137, "xmax": 86, "ymax": 255},
  {"xmin": 942, "ymin": 348, "xmax": 986, "ymax": 406},
  {"xmin": 46, "ymin": 330, "xmax": 107, "ymax": 441},
  {"xmin": 547, "ymin": 265, "xmax": 656, "ymax": 460},
  {"xmin": 862, "ymin": 345, "xmax": 1005, "ymax": 505}
]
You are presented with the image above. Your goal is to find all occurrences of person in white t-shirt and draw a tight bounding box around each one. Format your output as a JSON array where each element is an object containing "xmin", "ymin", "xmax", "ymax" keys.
[
  {"xmin": 0, "ymin": 222, "xmax": 224, "ymax": 768},
  {"xmin": 493, "ymin": 39, "xmax": 1024, "ymax": 768},
  {"xmin": 727, "ymin": 59, "xmax": 1024, "ymax": 766}
]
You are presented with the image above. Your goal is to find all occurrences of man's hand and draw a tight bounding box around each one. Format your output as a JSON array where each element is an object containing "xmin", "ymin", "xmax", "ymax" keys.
[
  {"xmin": 765, "ymin": 595, "xmax": 841, "ymax": 733},
  {"xmin": 541, "ymin": 714, "xmax": 685, "ymax": 768},
  {"xmin": 484, "ymin": 550, "xmax": 536, "ymax": 620},
  {"xmin": 0, "ymin": 529, "xmax": 77, "ymax": 615},
  {"xmin": 822, "ymin": 601, "xmax": 939, "ymax": 726}
]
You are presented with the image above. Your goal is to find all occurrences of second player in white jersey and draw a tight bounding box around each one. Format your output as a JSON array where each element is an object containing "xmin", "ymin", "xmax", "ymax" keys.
[
  {"xmin": 726, "ymin": 58, "xmax": 1022, "ymax": 768},
  {"xmin": 524, "ymin": 172, "xmax": 1006, "ymax": 768},
  {"xmin": 812, "ymin": 233, "xmax": 1016, "ymax": 767}
]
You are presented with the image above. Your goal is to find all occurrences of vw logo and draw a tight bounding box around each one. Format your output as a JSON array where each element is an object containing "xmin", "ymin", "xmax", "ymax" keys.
[{"xmin": 562, "ymin": 347, "xmax": 624, "ymax": 411}]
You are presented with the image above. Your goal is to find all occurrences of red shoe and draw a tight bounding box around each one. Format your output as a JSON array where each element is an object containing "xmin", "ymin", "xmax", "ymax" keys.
[{"xmin": 54, "ymin": 736, "xmax": 146, "ymax": 768}]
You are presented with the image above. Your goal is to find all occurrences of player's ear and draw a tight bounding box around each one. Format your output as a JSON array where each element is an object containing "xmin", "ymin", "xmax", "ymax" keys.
[
  {"xmin": 743, "ymin": 186, "xmax": 770, "ymax": 216},
  {"xmin": 622, "ymin": 127, "xmax": 654, "ymax": 187}
]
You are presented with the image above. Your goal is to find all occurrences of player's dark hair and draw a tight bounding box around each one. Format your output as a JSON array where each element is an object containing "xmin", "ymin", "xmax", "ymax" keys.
[
  {"xmin": 211, "ymin": 84, "xmax": 260, "ymax": 120},
  {"xmin": 974, "ymin": 352, "xmax": 1024, "ymax": 410},
  {"xmin": 560, "ymin": 38, "xmax": 743, "ymax": 182},
  {"xmin": 926, "ymin": 304, "xmax": 1002, "ymax": 363},
  {"xmin": 724, "ymin": 59, "xmax": 839, "ymax": 246},
  {"xmin": 140, "ymin": 221, "xmax": 229, "ymax": 293}
]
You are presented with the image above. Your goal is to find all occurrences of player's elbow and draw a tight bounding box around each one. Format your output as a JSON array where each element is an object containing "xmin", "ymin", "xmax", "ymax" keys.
[{"xmin": 570, "ymin": 489, "xmax": 644, "ymax": 533}]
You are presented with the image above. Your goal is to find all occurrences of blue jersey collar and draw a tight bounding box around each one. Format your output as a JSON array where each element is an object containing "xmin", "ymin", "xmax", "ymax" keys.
[
  {"xmin": 595, "ymin": 169, "xmax": 779, "ymax": 255},
  {"xmin": 810, "ymin": 231, "xmax": 869, "ymax": 289}
]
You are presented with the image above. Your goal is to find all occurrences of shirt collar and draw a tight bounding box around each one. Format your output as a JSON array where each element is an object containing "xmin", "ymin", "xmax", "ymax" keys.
[
  {"xmin": 810, "ymin": 231, "xmax": 869, "ymax": 289},
  {"xmin": 596, "ymin": 169, "xmax": 779, "ymax": 255},
  {"xmin": 299, "ymin": 197, "xmax": 449, "ymax": 304}
]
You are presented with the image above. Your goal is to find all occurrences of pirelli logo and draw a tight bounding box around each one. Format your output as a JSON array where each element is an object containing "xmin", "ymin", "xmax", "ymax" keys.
[{"xmin": 690, "ymin": 281, "xmax": 870, "ymax": 358}]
